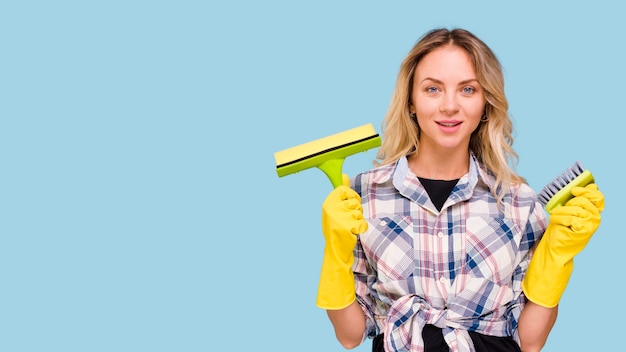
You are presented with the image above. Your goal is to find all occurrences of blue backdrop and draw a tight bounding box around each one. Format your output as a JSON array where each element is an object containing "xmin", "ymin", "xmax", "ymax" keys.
[{"xmin": 2, "ymin": 1, "xmax": 622, "ymax": 351}]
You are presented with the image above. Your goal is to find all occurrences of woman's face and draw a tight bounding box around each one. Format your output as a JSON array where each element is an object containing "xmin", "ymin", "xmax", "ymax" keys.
[{"xmin": 410, "ymin": 45, "xmax": 486, "ymax": 154}]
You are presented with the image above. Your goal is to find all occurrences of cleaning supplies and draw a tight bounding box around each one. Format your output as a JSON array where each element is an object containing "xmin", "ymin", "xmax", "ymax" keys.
[
  {"xmin": 274, "ymin": 124, "xmax": 381, "ymax": 188},
  {"xmin": 537, "ymin": 161, "xmax": 596, "ymax": 212},
  {"xmin": 523, "ymin": 162, "xmax": 604, "ymax": 308}
]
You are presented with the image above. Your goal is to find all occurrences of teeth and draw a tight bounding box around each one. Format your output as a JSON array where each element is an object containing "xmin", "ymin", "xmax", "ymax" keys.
[{"xmin": 440, "ymin": 123, "xmax": 457, "ymax": 127}]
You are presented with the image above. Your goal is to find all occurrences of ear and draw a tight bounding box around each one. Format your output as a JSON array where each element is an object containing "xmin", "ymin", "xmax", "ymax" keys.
[{"xmin": 408, "ymin": 106, "xmax": 417, "ymax": 120}]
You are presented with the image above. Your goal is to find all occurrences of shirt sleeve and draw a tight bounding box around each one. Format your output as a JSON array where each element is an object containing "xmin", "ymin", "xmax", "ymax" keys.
[
  {"xmin": 353, "ymin": 236, "xmax": 379, "ymax": 342},
  {"xmin": 350, "ymin": 172, "xmax": 380, "ymax": 341},
  {"xmin": 508, "ymin": 198, "xmax": 548, "ymax": 342}
]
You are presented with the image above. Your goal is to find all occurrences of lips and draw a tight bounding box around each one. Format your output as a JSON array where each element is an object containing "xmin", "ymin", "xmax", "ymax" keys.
[{"xmin": 436, "ymin": 121, "xmax": 461, "ymax": 127}]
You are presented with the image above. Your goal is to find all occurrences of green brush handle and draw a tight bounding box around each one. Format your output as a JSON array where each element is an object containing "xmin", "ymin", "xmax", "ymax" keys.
[
  {"xmin": 545, "ymin": 170, "xmax": 595, "ymax": 212},
  {"xmin": 318, "ymin": 158, "xmax": 345, "ymax": 188}
]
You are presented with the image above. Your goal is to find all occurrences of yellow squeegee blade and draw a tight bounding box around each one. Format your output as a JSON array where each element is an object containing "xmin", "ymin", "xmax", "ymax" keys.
[{"xmin": 274, "ymin": 123, "xmax": 381, "ymax": 180}]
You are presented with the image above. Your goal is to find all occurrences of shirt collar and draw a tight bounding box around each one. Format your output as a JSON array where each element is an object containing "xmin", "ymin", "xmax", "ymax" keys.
[{"xmin": 372, "ymin": 152, "xmax": 496, "ymax": 204}]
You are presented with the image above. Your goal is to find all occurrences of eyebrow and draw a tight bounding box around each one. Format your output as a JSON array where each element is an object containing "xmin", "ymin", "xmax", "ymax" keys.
[{"xmin": 420, "ymin": 77, "xmax": 479, "ymax": 85}]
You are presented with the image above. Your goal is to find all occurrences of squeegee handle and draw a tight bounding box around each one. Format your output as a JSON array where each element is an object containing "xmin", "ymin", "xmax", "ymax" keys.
[{"xmin": 317, "ymin": 158, "xmax": 345, "ymax": 189}]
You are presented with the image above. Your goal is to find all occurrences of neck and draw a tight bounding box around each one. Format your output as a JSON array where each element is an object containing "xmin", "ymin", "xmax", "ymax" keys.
[{"xmin": 408, "ymin": 148, "xmax": 469, "ymax": 180}]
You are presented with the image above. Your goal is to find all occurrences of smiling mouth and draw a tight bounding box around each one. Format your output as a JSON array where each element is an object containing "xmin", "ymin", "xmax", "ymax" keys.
[{"xmin": 437, "ymin": 122, "xmax": 461, "ymax": 127}]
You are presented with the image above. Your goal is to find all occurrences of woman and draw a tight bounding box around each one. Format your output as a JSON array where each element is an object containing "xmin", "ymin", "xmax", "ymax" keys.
[{"xmin": 316, "ymin": 28, "xmax": 604, "ymax": 352}]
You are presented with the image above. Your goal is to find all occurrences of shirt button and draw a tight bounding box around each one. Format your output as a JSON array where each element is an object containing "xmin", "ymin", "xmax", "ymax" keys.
[
  {"xmin": 380, "ymin": 220, "xmax": 387, "ymax": 226},
  {"xmin": 439, "ymin": 276, "xmax": 446, "ymax": 283},
  {"xmin": 437, "ymin": 231, "xmax": 444, "ymax": 238}
]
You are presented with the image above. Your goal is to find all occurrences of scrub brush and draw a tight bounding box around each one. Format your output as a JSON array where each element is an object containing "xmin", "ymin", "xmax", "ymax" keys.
[{"xmin": 537, "ymin": 161, "xmax": 596, "ymax": 212}]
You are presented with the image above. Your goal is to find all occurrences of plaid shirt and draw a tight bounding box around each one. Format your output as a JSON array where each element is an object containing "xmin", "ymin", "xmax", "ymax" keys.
[{"xmin": 352, "ymin": 154, "xmax": 547, "ymax": 352}]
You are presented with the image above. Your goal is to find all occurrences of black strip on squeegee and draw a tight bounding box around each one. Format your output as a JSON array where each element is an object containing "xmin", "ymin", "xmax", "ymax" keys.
[{"xmin": 276, "ymin": 134, "xmax": 380, "ymax": 169}]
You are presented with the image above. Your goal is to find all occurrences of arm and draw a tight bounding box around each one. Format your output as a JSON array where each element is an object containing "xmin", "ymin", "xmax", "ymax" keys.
[
  {"xmin": 518, "ymin": 184, "xmax": 604, "ymax": 350},
  {"xmin": 522, "ymin": 184, "xmax": 603, "ymax": 307},
  {"xmin": 518, "ymin": 301, "xmax": 557, "ymax": 352},
  {"xmin": 326, "ymin": 301, "xmax": 367, "ymax": 349},
  {"xmin": 316, "ymin": 175, "xmax": 369, "ymax": 348}
]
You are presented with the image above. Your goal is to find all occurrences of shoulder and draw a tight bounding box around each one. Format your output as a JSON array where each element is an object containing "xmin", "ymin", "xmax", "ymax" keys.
[
  {"xmin": 473, "ymin": 159, "xmax": 537, "ymax": 206},
  {"xmin": 352, "ymin": 162, "xmax": 396, "ymax": 193},
  {"xmin": 507, "ymin": 182, "xmax": 539, "ymax": 207},
  {"xmin": 474, "ymin": 160, "xmax": 543, "ymax": 220},
  {"xmin": 500, "ymin": 182, "xmax": 547, "ymax": 233}
]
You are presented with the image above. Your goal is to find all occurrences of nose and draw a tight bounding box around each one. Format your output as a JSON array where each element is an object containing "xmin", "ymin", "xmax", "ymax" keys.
[{"xmin": 439, "ymin": 92, "xmax": 459, "ymax": 115}]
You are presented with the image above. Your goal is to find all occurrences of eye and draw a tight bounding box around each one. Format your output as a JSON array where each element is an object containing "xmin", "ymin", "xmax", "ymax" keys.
[
  {"xmin": 462, "ymin": 86, "xmax": 476, "ymax": 94},
  {"xmin": 425, "ymin": 86, "xmax": 440, "ymax": 94}
]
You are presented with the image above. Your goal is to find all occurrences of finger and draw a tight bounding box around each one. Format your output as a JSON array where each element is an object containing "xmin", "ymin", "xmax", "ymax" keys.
[
  {"xmin": 549, "ymin": 212, "xmax": 598, "ymax": 234},
  {"xmin": 565, "ymin": 195, "xmax": 601, "ymax": 216},
  {"xmin": 332, "ymin": 186, "xmax": 362, "ymax": 211},
  {"xmin": 342, "ymin": 174, "xmax": 351, "ymax": 187},
  {"xmin": 337, "ymin": 185, "xmax": 361, "ymax": 201},
  {"xmin": 571, "ymin": 185, "xmax": 605, "ymax": 212},
  {"xmin": 549, "ymin": 204, "xmax": 593, "ymax": 226},
  {"xmin": 579, "ymin": 183, "xmax": 598, "ymax": 192},
  {"xmin": 343, "ymin": 197, "xmax": 363, "ymax": 212},
  {"xmin": 352, "ymin": 219, "xmax": 368, "ymax": 235},
  {"xmin": 324, "ymin": 185, "xmax": 355, "ymax": 209}
]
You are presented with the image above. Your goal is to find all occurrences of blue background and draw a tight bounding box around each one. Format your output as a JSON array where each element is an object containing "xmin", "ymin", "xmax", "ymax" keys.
[{"xmin": 1, "ymin": 1, "xmax": 623, "ymax": 351}]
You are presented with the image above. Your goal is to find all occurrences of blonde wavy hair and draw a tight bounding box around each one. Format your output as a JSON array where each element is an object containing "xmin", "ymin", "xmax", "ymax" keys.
[{"xmin": 376, "ymin": 28, "xmax": 526, "ymax": 203}]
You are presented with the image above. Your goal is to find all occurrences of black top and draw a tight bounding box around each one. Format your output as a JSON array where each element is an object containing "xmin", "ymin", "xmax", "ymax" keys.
[{"xmin": 417, "ymin": 177, "xmax": 459, "ymax": 211}]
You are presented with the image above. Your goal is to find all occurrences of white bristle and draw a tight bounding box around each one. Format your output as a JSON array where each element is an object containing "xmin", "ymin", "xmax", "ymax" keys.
[{"xmin": 537, "ymin": 161, "xmax": 584, "ymax": 207}]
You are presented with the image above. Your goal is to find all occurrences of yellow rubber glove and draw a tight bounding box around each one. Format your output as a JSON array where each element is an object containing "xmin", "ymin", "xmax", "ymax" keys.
[
  {"xmin": 523, "ymin": 184, "xmax": 604, "ymax": 308},
  {"xmin": 316, "ymin": 175, "xmax": 368, "ymax": 310}
]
